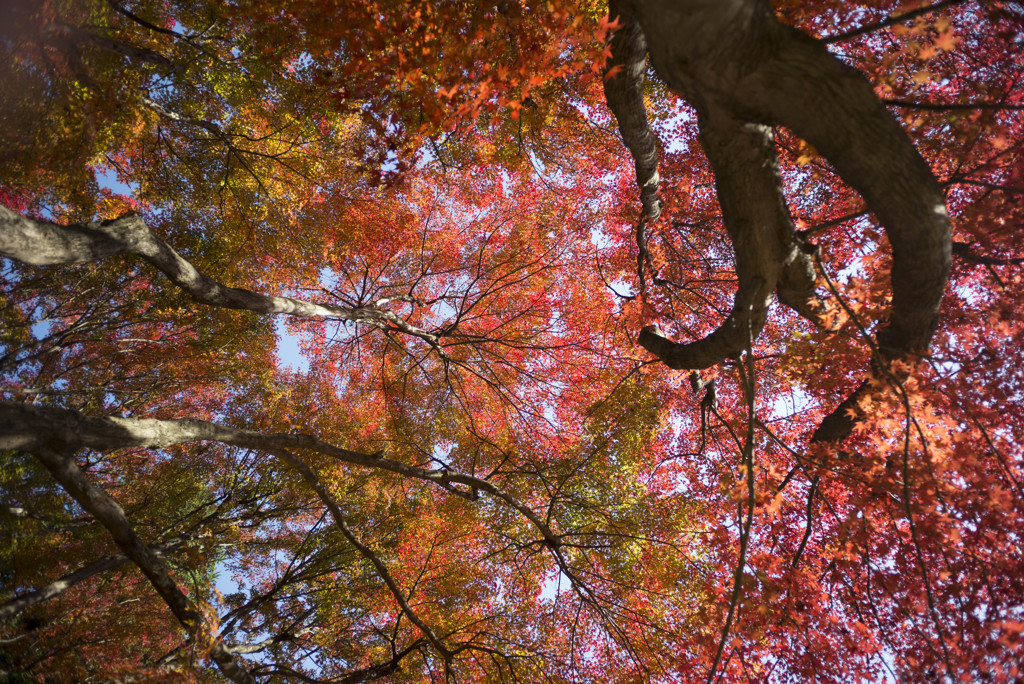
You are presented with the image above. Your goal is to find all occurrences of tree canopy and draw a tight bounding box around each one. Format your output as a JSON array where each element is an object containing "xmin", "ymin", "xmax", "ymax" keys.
[{"xmin": 1, "ymin": 0, "xmax": 1022, "ymax": 681}]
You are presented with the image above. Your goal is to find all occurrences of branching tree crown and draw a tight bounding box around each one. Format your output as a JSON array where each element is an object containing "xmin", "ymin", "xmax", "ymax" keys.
[{"xmin": 1, "ymin": 0, "xmax": 1022, "ymax": 681}]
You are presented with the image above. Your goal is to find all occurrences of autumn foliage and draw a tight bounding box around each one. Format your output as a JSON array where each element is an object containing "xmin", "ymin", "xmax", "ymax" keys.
[{"xmin": 1, "ymin": 0, "xmax": 1023, "ymax": 682}]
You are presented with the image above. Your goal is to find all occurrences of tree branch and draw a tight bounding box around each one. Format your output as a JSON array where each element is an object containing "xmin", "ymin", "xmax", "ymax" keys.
[
  {"xmin": 17, "ymin": 445, "xmax": 254, "ymax": 683},
  {"xmin": 603, "ymin": 3, "xmax": 661, "ymax": 220},
  {"xmin": 618, "ymin": 0, "xmax": 950, "ymax": 442},
  {"xmin": 0, "ymin": 539, "xmax": 184, "ymax": 621},
  {"xmin": 952, "ymin": 241, "xmax": 1024, "ymax": 266},
  {"xmin": 0, "ymin": 206, "xmax": 441, "ymax": 347},
  {"xmin": 822, "ymin": 0, "xmax": 969, "ymax": 44},
  {"xmin": 636, "ymin": 109, "xmax": 818, "ymax": 369},
  {"xmin": 52, "ymin": 24, "xmax": 181, "ymax": 73},
  {"xmin": 0, "ymin": 402, "xmax": 619, "ymax": 662},
  {"xmin": 883, "ymin": 98, "xmax": 1024, "ymax": 112},
  {"xmin": 0, "ymin": 402, "xmax": 565, "ymax": 559},
  {"xmin": 270, "ymin": 448, "xmax": 452, "ymax": 661}
]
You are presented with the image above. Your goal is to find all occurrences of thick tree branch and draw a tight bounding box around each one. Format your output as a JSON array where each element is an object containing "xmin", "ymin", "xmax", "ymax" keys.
[
  {"xmin": 226, "ymin": 626, "xmax": 315, "ymax": 655},
  {"xmin": 0, "ymin": 402, "xmax": 563, "ymax": 555},
  {"xmin": 603, "ymin": 4, "xmax": 661, "ymax": 220},
  {"xmin": 140, "ymin": 95, "xmax": 233, "ymax": 140},
  {"xmin": 51, "ymin": 24, "xmax": 182, "ymax": 73},
  {"xmin": 0, "ymin": 402, "xmax": 613, "ymax": 655},
  {"xmin": 637, "ymin": 109, "xmax": 819, "ymax": 368},
  {"xmin": 13, "ymin": 445, "xmax": 254, "ymax": 683},
  {"xmin": 610, "ymin": 0, "xmax": 950, "ymax": 442},
  {"xmin": 749, "ymin": 30, "xmax": 951, "ymax": 358},
  {"xmin": 0, "ymin": 206, "xmax": 441, "ymax": 346}
]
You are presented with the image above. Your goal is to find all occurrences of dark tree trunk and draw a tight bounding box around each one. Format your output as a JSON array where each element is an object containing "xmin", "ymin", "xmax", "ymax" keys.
[{"xmin": 604, "ymin": 0, "xmax": 951, "ymax": 443}]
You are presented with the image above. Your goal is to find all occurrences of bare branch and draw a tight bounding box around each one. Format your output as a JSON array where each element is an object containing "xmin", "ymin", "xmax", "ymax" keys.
[{"xmin": 883, "ymin": 98, "xmax": 1024, "ymax": 112}]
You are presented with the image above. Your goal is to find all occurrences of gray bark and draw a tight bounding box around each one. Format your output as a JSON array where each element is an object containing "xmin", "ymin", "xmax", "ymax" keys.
[
  {"xmin": 0, "ymin": 402, "xmax": 560, "ymax": 547},
  {"xmin": 20, "ymin": 444, "xmax": 255, "ymax": 683},
  {"xmin": 603, "ymin": 6, "xmax": 661, "ymax": 220},
  {"xmin": 0, "ymin": 206, "xmax": 440, "ymax": 345},
  {"xmin": 226, "ymin": 626, "xmax": 315, "ymax": 655},
  {"xmin": 1, "ymin": 401, "xmax": 590, "ymax": 635},
  {"xmin": 606, "ymin": 0, "xmax": 951, "ymax": 442}
]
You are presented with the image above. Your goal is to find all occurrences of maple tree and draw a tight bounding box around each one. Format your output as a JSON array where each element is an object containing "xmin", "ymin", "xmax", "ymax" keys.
[{"xmin": 1, "ymin": 0, "xmax": 1023, "ymax": 681}]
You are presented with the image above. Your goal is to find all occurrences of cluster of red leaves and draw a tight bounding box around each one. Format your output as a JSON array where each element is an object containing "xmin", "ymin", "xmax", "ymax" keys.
[{"xmin": 0, "ymin": 0, "xmax": 1022, "ymax": 682}]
